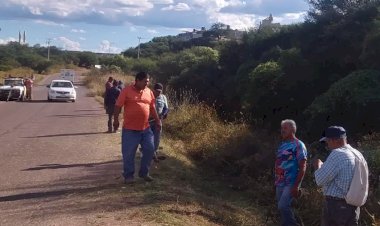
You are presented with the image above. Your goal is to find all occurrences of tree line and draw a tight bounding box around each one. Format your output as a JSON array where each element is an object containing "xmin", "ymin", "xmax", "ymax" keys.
[
  {"xmin": 1, "ymin": 0, "xmax": 379, "ymax": 140},
  {"xmin": 104, "ymin": 0, "xmax": 380, "ymax": 140}
]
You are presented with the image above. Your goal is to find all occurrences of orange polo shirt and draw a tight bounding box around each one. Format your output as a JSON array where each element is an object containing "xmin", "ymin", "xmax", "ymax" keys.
[{"xmin": 115, "ymin": 85, "xmax": 155, "ymax": 131}]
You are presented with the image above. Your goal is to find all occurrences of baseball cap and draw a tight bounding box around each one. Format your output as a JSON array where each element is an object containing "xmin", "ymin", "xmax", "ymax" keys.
[
  {"xmin": 319, "ymin": 126, "xmax": 347, "ymax": 142},
  {"xmin": 154, "ymin": 83, "xmax": 163, "ymax": 91}
]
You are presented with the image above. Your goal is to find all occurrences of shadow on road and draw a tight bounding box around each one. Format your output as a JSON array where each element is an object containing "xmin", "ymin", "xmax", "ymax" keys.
[
  {"xmin": 21, "ymin": 160, "xmax": 120, "ymax": 171},
  {"xmin": 49, "ymin": 113, "xmax": 105, "ymax": 118},
  {"xmin": 0, "ymin": 185, "xmax": 115, "ymax": 202},
  {"xmin": 19, "ymin": 100, "xmax": 74, "ymax": 103},
  {"xmin": 75, "ymin": 109, "xmax": 102, "ymax": 112},
  {"xmin": 21, "ymin": 100, "xmax": 49, "ymax": 103},
  {"xmin": 22, "ymin": 131, "xmax": 108, "ymax": 138}
]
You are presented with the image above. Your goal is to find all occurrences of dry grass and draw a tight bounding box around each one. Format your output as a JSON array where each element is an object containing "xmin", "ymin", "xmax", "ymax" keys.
[
  {"xmin": 82, "ymin": 70, "xmax": 379, "ymax": 225},
  {"xmin": 0, "ymin": 67, "xmax": 34, "ymax": 80},
  {"xmin": 83, "ymin": 69, "xmax": 134, "ymax": 103},
  {"xmin": 82, "ymin": 70, "xmax": 268, "ymax": 225}
]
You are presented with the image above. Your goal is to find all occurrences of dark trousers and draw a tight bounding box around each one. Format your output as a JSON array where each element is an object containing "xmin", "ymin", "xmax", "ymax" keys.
[
  {"xmin": 106, "ymin": 106, "xmax": 115, "ymax": 132},
  {"xmin": 107, "ymin": 113, "xmax": 113, "ymax": 132},
  {"xmin": 322, "ymin": 197, "xmax": 360, "ymax": 226}
]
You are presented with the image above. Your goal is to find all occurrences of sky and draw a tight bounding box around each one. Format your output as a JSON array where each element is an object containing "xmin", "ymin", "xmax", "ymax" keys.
[{"xmin": 0, "ymin": 0, "xmax": 310, "ymax": 53}]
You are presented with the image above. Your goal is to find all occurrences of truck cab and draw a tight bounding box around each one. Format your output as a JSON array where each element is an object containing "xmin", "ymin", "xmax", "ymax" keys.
[{"xmin": 0, "ymin": 78, "xmax": 26, "ymax": 101}]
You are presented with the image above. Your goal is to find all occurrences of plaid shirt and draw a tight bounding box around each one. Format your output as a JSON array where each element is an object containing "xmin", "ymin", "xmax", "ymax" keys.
[{"xmin": 314, "ymin": 145, "xmax": 356, "ymax": 198}]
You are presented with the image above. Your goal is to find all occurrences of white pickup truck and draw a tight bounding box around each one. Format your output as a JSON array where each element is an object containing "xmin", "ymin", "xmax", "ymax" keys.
[
  {"xmin": 60, "ymin": 69, "xmax": 75, "ymax": 83},
  {"xmin": 0, "ymin": 77, "xmax": 26, "ymax": 101}
]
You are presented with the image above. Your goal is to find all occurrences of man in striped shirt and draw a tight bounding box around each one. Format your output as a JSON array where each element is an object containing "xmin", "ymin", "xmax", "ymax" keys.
[{"xmin": 314, "ymin": 126, "xmax": 359, "ymax": 226}]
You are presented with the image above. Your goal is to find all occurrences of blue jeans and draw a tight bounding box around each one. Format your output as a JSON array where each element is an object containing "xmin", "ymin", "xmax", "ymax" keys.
[
  {"xmin": 149, "ymin": 120, "xmax": 162, "ymax": 152},
  {"xmin": 276, "ymin": 186, "xmax": 298, "ymax": 226},
  {"xmin": 121, "ymin": 128, "xmax": 155, "ymax": 179}
]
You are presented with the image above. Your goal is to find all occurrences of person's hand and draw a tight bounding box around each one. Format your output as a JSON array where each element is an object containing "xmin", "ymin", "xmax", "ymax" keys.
[
  {"xmin": 313, "ymin": 159, "xmax": 323, "ymax": 170},
  {"xmin": 156, "ymin": 122, "xmax": 162, "ymax": 131},
  {"xmin": 113, "ymin": 119, "xmax": 119, "ymax": 131},
  {"xmin": 291, "ymin": 186, "xmax": 300, "ymax": 198}
]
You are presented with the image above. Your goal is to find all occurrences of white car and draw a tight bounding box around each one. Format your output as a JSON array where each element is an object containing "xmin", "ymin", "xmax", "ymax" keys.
[{"xmin": 47, "ymin": 80, "xmax": 77, "ymax": 102}]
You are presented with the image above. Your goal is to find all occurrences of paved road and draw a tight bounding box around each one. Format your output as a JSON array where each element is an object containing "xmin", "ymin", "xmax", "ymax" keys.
[{"xmin": 0, "ymin": 73, "xmax": 125, "ymax": 225}]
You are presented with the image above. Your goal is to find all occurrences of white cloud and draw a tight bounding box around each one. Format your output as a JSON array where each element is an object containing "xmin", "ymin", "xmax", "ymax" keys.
[
  {"xmin": 147, "ymin": 29, "xmax": 159, "ymax": 34},
  {"xmin": 57, "ymin": 37, "xmax": 81, "ymax": 51},
  {"xmin": 151, "ymin": 0, "xmax": 174, "ymax": 4},
  {"xmin": 209, "ymin": 13, "xmax": 257, "ymax": 30},
  {"xmin": 113, "ymin": 0, "xmax": 154, "ymax": 16},
  {"xmin": 79, "ymin": 37, "xmax": 86, "ymax": 41},
  {"xmin": 1, "ymin": 0, "xmax": 308, "ymax": 32},
  {"xmin": 28, "ymin": 6, "xmax": 43, "ymax": 15},
  {"xmin": 161, "ymin": 3, "xmax": 191, "ymax": 11},
  {"xmin": 71, "ymin": 29, "xmax": 86, "ymax": 33},
  {"xmin": 0, "ymin": 37, "xmax": 17, "ymax": 45},
  {"xmin": 34, "ymin": 19, "xmax": 66, "ymax": 27},
  {"xmin": 98, "ymin": 40, "xmax": 121, "ymax": 53},
  {"xmin": 274, "ymin": 12, "xmax": 307, "ymax": 24}
]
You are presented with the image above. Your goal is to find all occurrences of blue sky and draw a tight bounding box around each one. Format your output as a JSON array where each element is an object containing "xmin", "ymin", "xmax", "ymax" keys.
[{"xmin": 0, "ymin": 0, "xmax": 309, "ymax": 53}]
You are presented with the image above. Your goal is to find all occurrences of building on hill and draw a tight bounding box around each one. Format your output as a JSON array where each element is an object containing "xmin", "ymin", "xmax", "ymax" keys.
[
  {"xmin": 177, "ymin": 26, "xmax": 244, "ymax": 42},
  {"xmin": 177, "ymin": 27, "xmax": 206, "ymax": 41},
  {"xmin": 224, "ymin": 29, "xmax": 245, "ymax": 42},
  {"xmin": 259, "ymin": 14, "xmax": 281, "ymax": 32}
]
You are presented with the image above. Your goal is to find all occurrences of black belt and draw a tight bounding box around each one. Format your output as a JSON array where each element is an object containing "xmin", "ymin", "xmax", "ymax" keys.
[{"xmin": 325, "ymin": 196, "xmax": 345, "ymax": 201}]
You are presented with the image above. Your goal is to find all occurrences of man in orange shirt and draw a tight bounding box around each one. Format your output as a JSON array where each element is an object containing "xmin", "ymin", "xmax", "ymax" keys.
[{"xmin": 113, "ymin": 72, "xmax": 161, "ymax": 183}]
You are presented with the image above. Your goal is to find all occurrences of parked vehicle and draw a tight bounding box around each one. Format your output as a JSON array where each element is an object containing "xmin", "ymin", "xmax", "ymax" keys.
[
  {"xmin": 0, "ymin": 77, "xmax": 26, "ymax": 101},
  {"xmin": 47, "ymin": 80, "xmax": 77, "ymax": 102}
]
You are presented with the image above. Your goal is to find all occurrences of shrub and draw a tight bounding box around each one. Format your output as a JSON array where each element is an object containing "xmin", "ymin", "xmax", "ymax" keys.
[{"xmin": 304, "ymin": 70, "xmax": 380, "ymax": 138}]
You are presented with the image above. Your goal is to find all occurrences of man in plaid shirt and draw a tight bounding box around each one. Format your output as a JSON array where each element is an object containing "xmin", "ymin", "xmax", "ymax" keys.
[{"xmin": 314, "ymin": 126, "xmax": 359, "ymax": 225}]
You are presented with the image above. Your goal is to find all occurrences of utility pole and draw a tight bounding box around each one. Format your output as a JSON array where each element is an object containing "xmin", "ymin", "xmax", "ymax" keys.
[
  {"xmin": 137, "ymin": 37, "xmax": 142, "ymax": 59},
  {"xmin": 137, "ymin": 37, "xmax": 146, "ymax": 59},
  {"xmin": 46, "ymin": 38, "xmax": 51, "ymax": 61}
]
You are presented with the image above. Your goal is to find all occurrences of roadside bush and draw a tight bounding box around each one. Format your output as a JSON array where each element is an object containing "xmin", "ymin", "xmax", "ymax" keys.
[
  {"xmin": 165, "ymin": 90, "xmax": 275, "ymax": 179},
  {"xmin": 131, "ymin": 58, "xmax": 157, "ymax": 73},
  {"xmin": 304, "ymin": 70, "xmax": 380, "ymax": 138}
]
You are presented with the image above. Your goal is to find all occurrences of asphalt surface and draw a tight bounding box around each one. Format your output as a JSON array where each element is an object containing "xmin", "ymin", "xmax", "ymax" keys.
[{"xmin": 0, "ymin": 73, "xmax": 124, "ymax": 225}]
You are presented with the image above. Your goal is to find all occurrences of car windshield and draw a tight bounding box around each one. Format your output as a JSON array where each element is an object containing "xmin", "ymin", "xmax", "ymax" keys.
[
  {"xmin": 51, "ymin": 82, "xmax": 73, "ymax": 88},
  {"xmin": 4, "ymin": 80, "xmax": 23, "ymax": 86}
]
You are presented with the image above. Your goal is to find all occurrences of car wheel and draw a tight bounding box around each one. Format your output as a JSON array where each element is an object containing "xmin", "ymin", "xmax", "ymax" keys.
[
  {"xmin": 48, "ymin": 96, "xmax": 52, "ymax": 102},
  {"xmin": 72, "ymin": 99, "xmax": 76, "ymax": 103}
]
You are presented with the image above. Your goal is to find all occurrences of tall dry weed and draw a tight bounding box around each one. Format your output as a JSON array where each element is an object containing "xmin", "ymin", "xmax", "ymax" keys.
[{"xmin": 83, "ymin": 69, "xmax": 134, "ymax": 101}]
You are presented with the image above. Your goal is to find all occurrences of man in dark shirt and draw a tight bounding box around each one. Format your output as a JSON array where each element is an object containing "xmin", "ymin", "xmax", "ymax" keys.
[{"xmin": 104, "ymin": 80, "xmax": 120, "ymax": 133}]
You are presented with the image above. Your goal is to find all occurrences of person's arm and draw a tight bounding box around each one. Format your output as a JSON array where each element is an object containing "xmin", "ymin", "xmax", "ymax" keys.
[
  {"xmin": 113, "ymin": 106, "xmax": 121, "ymax": 130},
  {"xmin": 291, "ymin": 159, "xmax": 307, "ymax": 197},
  {"xmin": 150, "ymin": 103, "xmax": 161, "ymax": 125},
  {"xmin": 104, "ymin": 91, "xmax": 109, "ymax": 107},
  {"xmin": 150, "ymin": 95, "xmax": 161, "ymax": 130},
  {"xmin": 291, "ymin": 142, "xmax": 308, "ymax": 198},
  {"xmin": 113, "ymin": 89, "xmax": 126, "ymax": 130},
  {"xmin": 162, "ymin": 95, "xmax": 169, "ymax": 119},
  {"xmin": 314, "ymin": 153, "xmax": 339, "ymax": 186}
]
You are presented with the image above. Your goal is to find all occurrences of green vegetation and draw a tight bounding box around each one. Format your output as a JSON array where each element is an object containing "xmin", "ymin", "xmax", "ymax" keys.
[
  {"xmin": 89, "ymin": 0, "xmax": 380, "ymax": 224},
  {"xmin": 2, "ymin": 0, "xmax": 380, "ymax": 224},
  {"xmin": 96, "ymin": 1, "xmax": 380, "ymax": 138}
]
